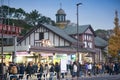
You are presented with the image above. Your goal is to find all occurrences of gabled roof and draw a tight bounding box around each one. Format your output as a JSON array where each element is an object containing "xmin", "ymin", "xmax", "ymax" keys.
[
  {"xmin": 18, "ymin": 26, "xmax": 38, "ymax": 44},
  {"xmin": 18, "ymin": 23, "xmax": 78, "ymax": 44},
  {"xmin": 41, "ymin": 24, "xmax": 77, "ymax": 43},
  {"xmin": 94, "ymin": 36, "xmax": 108, "ymax": 48},
  {"xmin": 63, "ymin": 24, "xmax": 95, "ymax": 35}
]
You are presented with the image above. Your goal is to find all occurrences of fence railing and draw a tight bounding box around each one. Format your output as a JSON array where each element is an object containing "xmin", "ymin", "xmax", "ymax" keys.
[
  {"xmin": 3, "ymin": 71, "xmax": 119, "ymax": 80},
  {"xmin": 7, "ymin": 72, "xmax": 70, "ymax": 80}
]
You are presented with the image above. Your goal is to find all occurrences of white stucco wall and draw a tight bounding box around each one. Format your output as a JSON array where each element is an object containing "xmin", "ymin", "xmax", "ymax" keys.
[{"xmin": 30, "ymin": 33, "xmax": 34, "ymax": 45}]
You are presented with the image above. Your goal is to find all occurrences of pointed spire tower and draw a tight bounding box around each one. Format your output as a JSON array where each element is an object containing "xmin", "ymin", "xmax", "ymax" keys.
[
  {"xmin": 114, "ymin": 10, "xmax": 120, "ymax": 35},
  {"xmin": 56, "ymin": 3, "xmax": 67, "ymax": 29}
]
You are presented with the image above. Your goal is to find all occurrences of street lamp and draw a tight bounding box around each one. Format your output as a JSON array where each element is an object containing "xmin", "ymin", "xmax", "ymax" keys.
[{"xmin": 76, "ymin": 3, "xmax": 82, "ymax": 62}]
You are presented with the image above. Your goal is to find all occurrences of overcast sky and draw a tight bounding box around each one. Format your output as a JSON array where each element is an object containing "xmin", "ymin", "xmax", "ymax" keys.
[{"xmin": 2, "ymin": 0, "xmax": 120, "ymax": 30}]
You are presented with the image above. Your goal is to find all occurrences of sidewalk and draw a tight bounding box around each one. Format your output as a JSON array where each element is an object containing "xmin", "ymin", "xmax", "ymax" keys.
[{"xmin": 8, "ymin": 73, "xmax": 120, "ymax": 80}]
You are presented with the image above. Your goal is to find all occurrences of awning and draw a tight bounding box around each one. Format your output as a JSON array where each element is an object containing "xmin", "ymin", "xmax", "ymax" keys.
[
  {"xmin": 0, "ymin": 45, "xmax": 30, "ymax": 52},
  {"xmin": 30, "ymin": 46, "xmax": 76, "ymax": 53}
]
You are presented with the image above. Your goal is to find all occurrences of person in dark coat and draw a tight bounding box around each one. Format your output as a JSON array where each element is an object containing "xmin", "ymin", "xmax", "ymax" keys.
[
  {"xmin": 54, "ymin": 62, "xmax": 60, "ymax": 80},
  {"xmin": 33, "ymin": 63, "xmax": 38, "ymax": 73},
  {"xmin": 10, "ymin": 64, "xmax": 18, "ymax": 80},
  {"xmin": 25, "ymin": 62, "xmax": 34, "ymax": 79},
  {"xmin": 49, "ymin": 63, "xmax": 54, "ymax": 80},
  {"xmin": 37, "ymin": 63, "xmax": 43, "ymax": 80},
  {"xmin": 76, "ymin": 61, "xmax": 81, "ymax": 77},
  {"xmin": 0, "ymin": 63, "xmax": 3, "ymax": 79},
  {"xmin": 69, "ymin": 61, "xmax": 73, "ymax": 76},
  {"xmin": 19, "ymin": 63, "xmax": 26, "ymax": 79}
]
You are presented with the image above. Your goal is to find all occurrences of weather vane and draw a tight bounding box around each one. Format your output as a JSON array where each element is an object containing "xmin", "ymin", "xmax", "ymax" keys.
[
  {"xmin": 60, "ymin": 3, "xmax": 62, "ymax": 9},
  {"xmin": 115, "ymin": 10, "xmax": 118, "ymax": 18}
]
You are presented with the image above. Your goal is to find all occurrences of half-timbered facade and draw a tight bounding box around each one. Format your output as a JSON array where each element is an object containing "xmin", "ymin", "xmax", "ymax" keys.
[
  {"xmin": 0, "ymin": 23, "xmax": 107, "ymax": 63},
  {"xmin": 0, "ymin": 7, "xmax": 108, "ymax": 64},
  {"xmin": 63, "ymin": 24, "xmax": 97, "ymax": 63},
  {"xmin": 18, "ymin": 24, "xmax": 74, "ymax": 47},
  {"xmin": 16, "ymin": 23, "xmax": 107, "ymax": 63},
  {"xmin": 18, "ymin": 23, "xmax": 79, "ymax": 50},
  {"xmin": 17, "ymin": 23, "xmax": 81, "ymax": 63}
]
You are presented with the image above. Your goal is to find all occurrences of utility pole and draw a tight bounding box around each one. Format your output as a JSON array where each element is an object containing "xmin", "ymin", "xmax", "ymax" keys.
[
  {"xmin": 13, "ymin": 35, "xmax": 17, "ymax": 63},
  {"xmin": 76, "ymin": 3, "xmax": 82, "ymax": 62},
  {"xmin": 1, "ymin": 0, "xmax": 4, "ymax": 79},
  {"xmin": 12, "ymin": 22, "xmax": 17, "ymax": 63}
]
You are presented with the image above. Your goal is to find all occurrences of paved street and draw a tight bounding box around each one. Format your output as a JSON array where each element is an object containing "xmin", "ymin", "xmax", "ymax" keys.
[
  {"xmin": 60, "ymin": 74, "xmax": 120, "ymax": 80},
  {"xmin": 78, "ymin": 75, "xmax": 120, "ymax": 80}
]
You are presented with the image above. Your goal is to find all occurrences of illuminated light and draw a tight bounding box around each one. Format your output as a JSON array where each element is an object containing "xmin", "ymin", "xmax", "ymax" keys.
[
  {"xmin": 27, "ymin": 58, "xmax": 33, "ymax": 62},
  {"xmin": 5, "ymin": 54, "xmax": 11, "ymax": 59},
  {"xmin": 41, "ymin": 39, "xmax": 54, "ymax": 47},
  {"xmin": 9, "ymin": 56, "xmax": 12, "ymax": 62},
  {"xmin": 53, "ymin": 54, "xmax": 68, "ymax": 64},
  {"xmin": 16, "ymin": 51, "xmax": 33, "ymax": 56},
  {"xmin": 16, "ymin": 56, "xmax": 23, "ymax": 63},
  {"xmin": 40, "ymin": 53, "xmax": 53, "ymax": 57}
]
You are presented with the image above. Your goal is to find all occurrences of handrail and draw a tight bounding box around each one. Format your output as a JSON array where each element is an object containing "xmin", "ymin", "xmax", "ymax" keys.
[{"xmin": 8, "ymin": 72, "xmax": 58, "ymax": 80}]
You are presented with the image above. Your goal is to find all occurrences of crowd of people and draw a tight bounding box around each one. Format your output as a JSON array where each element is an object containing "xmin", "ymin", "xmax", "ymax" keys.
[
  {"xmin": 0, "ymin": 61, "xmax": 120, "ymax": 80},
  {"xmin": 69, "ymin": 61, "xmax": 120, "ymax": 79}
]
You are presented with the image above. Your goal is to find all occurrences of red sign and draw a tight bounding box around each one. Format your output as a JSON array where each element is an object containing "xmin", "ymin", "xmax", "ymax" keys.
[{"xmin": 0, "ymin": 24, "xmax": 22, "ymax": 36}]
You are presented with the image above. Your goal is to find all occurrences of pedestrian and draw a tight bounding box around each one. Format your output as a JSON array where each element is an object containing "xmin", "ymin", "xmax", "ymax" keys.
[
  {"xmin": 33, "ymin": 63, "xmax": 38, "ymax": 73},
  {"xmin": 0, "ymin": 63, "xmax": 8, "ymax": 80},
  {"xmin": 10, "ymin": 64, "xmax": 18, "ymax": 80},
  {"xmin": 19, "ymin": 63, "xmax": 26, "ymax": 79},
  {"xmin": 72, "ymin": 61, "xmax": 77, "ymax": 79},
  {"xmin": 25, "ymin": 61, "xmax": 34, "ymax": 79},
  {"xmin": 49, "ymin": 63, "xmax": 54, "ymax": 80},
  {"xmin": 43, "ymin": 63, "xmax": 49, "ymax": 79},
  {"xmin": 37, "ymin": 63, "xmax": 43, "ymax": 80},
  {"xmin": 69, "ymin": 61, "xmax": 73, "ymax": 77},
  {"xmin": 76, "ymin": 60, "xmax": 82, "ymax": 78},
  {"xmin": 109, "ymin": 63, "xmax": 114, "ymax": 75},
  {"xmin": 87, "ymin": 63, "xmax": 92, "ymax": 76},
  {"xmin": 54, "ymin": 62, "xmax": 60, "ymax": 80}
]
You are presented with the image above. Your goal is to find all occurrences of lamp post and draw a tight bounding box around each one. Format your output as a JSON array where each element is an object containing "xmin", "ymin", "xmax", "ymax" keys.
[{"xmin": 76, "ymin": 3, "xmax": 82, "ymax": 62}]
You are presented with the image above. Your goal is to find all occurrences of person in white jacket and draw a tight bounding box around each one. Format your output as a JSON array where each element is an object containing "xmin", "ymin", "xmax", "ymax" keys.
[
  {"xmin": 87, "ymin": 63, "xmax": 92, "ymax": 76},
  {"xmin": 72, "ymin": 62, "xmax": 77, "ymax": 79}
]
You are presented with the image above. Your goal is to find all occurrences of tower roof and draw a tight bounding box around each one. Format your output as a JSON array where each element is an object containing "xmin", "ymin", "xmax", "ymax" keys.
[{"xmin": 57, "ymin": 8, "xmax": 66, "ymax": 14}]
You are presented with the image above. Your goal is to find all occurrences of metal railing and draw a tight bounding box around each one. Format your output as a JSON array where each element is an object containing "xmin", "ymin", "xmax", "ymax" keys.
[{"xmin": 7, "ymin": 72, "xmax": 60, "ymax": 80}]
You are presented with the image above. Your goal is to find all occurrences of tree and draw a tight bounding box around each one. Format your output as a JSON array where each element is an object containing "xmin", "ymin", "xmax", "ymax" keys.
[
  {"xmin": 0, "ymin": 5, "xmax": 56, "ymax": 35},
  {"xmin": 0, "ymin": 5, "xmax": 9, "ymax": 18},
  {"xmin": 25, "ymin": 9, "xmax": 41, "ymax": 26},
  {"xmin": 38, "ymin": 16, "xmax": 54, "ymax": 24},
  {"xmin": 95, "ymin": 29, "xmax": 108, "ymax": 41},
  {"xmin": 14, "ymin": 8, "xmax": 25, "ymax": 20},
  {"xmin": 108, "ymin": 11, "xmax": 120, "ymax": 57}
]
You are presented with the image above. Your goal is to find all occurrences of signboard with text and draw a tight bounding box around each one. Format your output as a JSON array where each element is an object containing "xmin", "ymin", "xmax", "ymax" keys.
[{"xmin": 60, "ymin": 59, "xmax": 67, "ymax": 73}]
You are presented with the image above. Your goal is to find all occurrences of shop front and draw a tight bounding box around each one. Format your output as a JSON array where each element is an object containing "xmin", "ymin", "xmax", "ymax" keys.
[{"xmin": 29, "ymin": 46, "xmax": 77, "ymax": 64}]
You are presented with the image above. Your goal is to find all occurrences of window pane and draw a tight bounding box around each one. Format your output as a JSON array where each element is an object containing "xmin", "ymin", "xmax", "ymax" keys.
[{"xmin": 39, "ymin": 32, "xmax": 44, "ymax": 40}]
